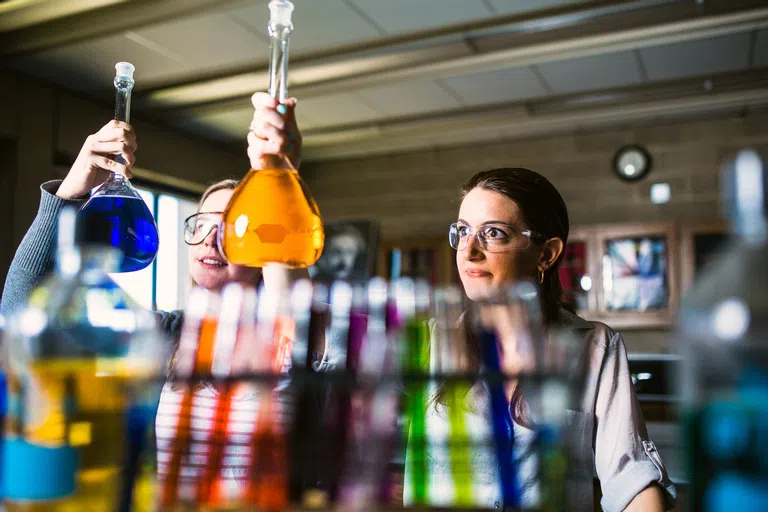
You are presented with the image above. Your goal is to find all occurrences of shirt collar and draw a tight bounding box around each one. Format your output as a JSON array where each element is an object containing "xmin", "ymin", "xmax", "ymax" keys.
[{"xmin": 557, "ymin": 308, "xmax": 594, "ymax": 330}]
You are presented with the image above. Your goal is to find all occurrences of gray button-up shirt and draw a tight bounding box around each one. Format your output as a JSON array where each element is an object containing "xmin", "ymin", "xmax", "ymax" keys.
[{"xmin": 404, "ymin": 310, "xmax": 676, "ymax": 511}]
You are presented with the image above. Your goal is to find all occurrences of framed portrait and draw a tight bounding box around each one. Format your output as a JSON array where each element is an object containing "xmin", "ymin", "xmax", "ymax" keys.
[
  {"xmin": 309, "ymin": 219, "xmax": 379, "ymax": 284},
  {"xmin": 595, "ymin": 222, "xmax": 679, "ymax": 329}
]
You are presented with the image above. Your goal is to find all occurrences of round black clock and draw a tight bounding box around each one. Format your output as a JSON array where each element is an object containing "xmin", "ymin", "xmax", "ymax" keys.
[{"xmin": 613, "ymin": 144, "xmax": 652, "ymax": 181}]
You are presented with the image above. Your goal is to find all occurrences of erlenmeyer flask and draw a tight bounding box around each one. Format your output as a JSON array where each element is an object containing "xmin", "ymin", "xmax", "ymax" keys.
[
  {"xmin": 2, "ymin": 207, "xmax": 167, "ymax": 511},
  {"xmin": 219, "ymin": 0, "xmax": 324, "ymax": 268},
  {"xmin": 678, "ymin": 150, "xmax": 768, "ymax": 510},
  {"xmin": 77, "ymin": 62, "xmax": 159, "ymax": 273}
]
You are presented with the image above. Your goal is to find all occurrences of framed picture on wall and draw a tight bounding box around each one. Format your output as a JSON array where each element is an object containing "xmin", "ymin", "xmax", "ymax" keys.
[
  {"xmin": 595, "ymin": 222, "xmax": 679, "ymax": 328},
  {"xmin": 309, "ymin": 219, "xmax": 379, "ymax": 284},
  {"xmin": 559, "ymin": 227, "xmax": 599, "ymax": 316},
  {"xmin": 679, "ymin": 219, "xmax": 730, "ymax": 292}
]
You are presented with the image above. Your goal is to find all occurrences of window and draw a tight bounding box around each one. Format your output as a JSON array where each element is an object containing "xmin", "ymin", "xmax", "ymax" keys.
[{"xmin": 110, "ymin": 186, "xmax": 198, "ymax": 312}]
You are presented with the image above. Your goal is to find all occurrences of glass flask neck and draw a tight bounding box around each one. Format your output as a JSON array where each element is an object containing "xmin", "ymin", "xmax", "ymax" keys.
[
  {"xmin": 56, "ymin": 246, "xmax": 82, "ymax": 278},
  {"xmin": 725, "ymin": 150, "xmax": 767, "ymax": 246},
  {"xmin": 268, "ymin": 20, "xmax": 291, "ymax": 103},
  {"xmin": 90, "ymin": 172, "xmax": 142, "ymax": 199},
  {"xmin": 56, "ymin": 207, "xmax": 81, "ymax": 277},
  {"xmin": 733, "ymin": 214, "xmax": 767, "ymax": 246},
  {"xmin": 256, "ymin": 153, "xmax": 295, "ymax": 171},
  {"xmin": 114, "ymin": 75, "xmax": 134, "ymax": 124}
]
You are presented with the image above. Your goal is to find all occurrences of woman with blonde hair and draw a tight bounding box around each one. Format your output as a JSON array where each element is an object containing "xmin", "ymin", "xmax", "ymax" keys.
[
  {"xmin": 1, "ymin": 117, "xmax": 330, "ymax": 500},
  {"xmin": 1, "ymin": 120, "xmax": 294, "ymax": 334}
]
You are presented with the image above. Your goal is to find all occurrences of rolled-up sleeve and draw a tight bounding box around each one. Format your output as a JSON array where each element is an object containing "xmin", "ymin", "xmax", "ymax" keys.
[{"xmin": 594, "ymin": 332, "xmax": 677, "ymax": 511}]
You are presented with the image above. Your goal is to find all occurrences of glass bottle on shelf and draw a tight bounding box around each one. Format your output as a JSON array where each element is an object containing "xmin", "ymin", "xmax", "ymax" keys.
[
  {"xmin": 219, "ymin": 0, "xmax": 324, "ymax": 268},
  {"xmin": 1, "ymin": 207, "xmax": 166, "ymax": 511},
  {"xmin": 77, "ymin": 62, "xmax": 160, "ymax": 273},
  {"xmin": 678, "ymin": 149, "xmax": 768, "ymax": 511}
]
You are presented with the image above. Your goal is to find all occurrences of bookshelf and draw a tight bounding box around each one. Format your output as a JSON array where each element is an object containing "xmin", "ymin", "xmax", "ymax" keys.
[{"xmin": 376, "ymin": 236, "xmax": 457, "ymax": 286}]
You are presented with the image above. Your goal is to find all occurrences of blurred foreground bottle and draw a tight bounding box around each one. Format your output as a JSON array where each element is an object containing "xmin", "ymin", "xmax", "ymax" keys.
[
  {"xmin": 77, "ymin": 62, "xmax": 159, "ymax": 273},
  {"xmin": 678, "ymin": 149, "xmax": 768, "ymax": 511},
  {"xmin": 2, "ymin": 208, "xmax": 166, "ymax": 511},
  {"xmin": 219, "ymin": 0, "xmax": 324, "ymax": 268}
]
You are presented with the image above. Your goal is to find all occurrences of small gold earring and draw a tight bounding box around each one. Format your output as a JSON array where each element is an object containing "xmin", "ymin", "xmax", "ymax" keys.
[{"xmin": 538, "ymin": 268, "xmax": 545, "ymax": 284}]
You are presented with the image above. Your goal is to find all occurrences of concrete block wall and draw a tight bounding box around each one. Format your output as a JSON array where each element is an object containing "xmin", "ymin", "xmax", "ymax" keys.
[
  {"xmin": 302, "ymin": 112, "xmax": 768, "ymax": 353},
  {"xmin": 303, "ymin": 113, "xmax": 768, "ymax": 239}
]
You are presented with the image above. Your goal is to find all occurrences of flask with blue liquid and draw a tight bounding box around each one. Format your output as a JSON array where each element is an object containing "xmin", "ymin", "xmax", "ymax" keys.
[{"xmin": 77, "ymin": 62, "xmax": 159, "ymax": 273}]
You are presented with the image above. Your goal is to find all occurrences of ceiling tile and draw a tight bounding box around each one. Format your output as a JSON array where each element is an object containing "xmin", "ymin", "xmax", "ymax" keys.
[
  {"xmin": 753, "ymin": 28, "xmax": 768, "ymax": 68},
  {"xmin": 441, "ymin": 66, "xmax": 548, "ymax": 106},
  {"xmin": 746, "ymin": 100, "xmax": 768, "ymax": 115},
  {"xmin": 485, "ymin": 0, "xmax": 585, "ymax": 16},
  {"xmin": 349, "ymin": 0, "xmax": 493, "ymax": 34},
  {"xmin": 171, "ymin": 108, "xmax": 253, "ymax": 143},
  {"xmin": 196, "ymin": 107, "xmax": 253, "ymax": 136},
  {"xmin": 296, "ymin": 92, "xmax": 383, "ymax": 130},
  {"xmin": 132, "ymin": 12, "xmax": 269, "ymax": 75},
  {"xmin": 357, "ymin": 79, "xmax": 463, "ymax": 117},
  {"xmin": 536, "ymin": 51, "xmax": 642, "ymax": 94},
  {"xmin": 5, "ymin": 32, "xmax": 190, "ymax": 93},
  {"xmin": 189, "ymin": 95, "xmax": 385, "ymax": 139},
  {"xmin": 230, "ymin": 0, "xmax": 383, "ymax": 56},
  {"xmin": 640, "ymin": 33, "xmax": 751, "ymax": 82}
]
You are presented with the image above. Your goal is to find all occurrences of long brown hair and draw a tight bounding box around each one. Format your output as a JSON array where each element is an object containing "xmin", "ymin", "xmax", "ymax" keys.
[
  {"xmin": 435, "ymin": 168, "xmax": 572, "ymax": 426},
  {"xmin": 460, "ymin": 168, "xmax": 571, "ymax": 323}
]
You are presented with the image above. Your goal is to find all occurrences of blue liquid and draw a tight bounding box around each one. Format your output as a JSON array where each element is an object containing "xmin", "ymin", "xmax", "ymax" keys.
[
  {"xmin": 78, "ymin": 195, "xmax": 159, "ymax": 272},
  {"xmin": 686, "ymin": 388, "xmax": 768, "ymax": 511}
]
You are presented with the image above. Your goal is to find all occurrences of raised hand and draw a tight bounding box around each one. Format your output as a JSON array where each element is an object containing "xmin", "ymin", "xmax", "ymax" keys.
[{"xmin": 56, "ymin": 120, "xmax": 137, "ymax": 200}]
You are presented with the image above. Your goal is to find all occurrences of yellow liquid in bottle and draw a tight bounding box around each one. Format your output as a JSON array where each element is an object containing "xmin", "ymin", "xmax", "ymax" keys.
[
  {"xmin": 220, "ymin": 168, "xmax": 324, "ymax": 268},
  {"xmin": 5, "ymin": 359, "xmax": 157, "ymax": 512}
]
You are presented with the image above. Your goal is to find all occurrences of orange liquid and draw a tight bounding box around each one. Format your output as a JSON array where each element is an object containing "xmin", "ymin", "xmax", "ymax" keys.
[
  {"xmin": 244, "ymin": 316, "xmax": 289, "ymax": 510},
  {"xmin": 159, "ymin": 316, "xmax": 217, "ymax": 507},
  {"xmin": 197, "ymin": 386, "xmax": 234, "ymax": 505},
  {"xmin": 220, "ymin": 168, "xmax": 324, "ymax": 268},
  {"xmin": 246, "ymin": 392, "xmax": 288, "ymax": 511},
  {"xmin": 158, "ymin": 389, "xmax": 193, "ymax": 508},
  {"xmin": 193, "ymin": 317, "xmax": 218, "ymax": 375}
]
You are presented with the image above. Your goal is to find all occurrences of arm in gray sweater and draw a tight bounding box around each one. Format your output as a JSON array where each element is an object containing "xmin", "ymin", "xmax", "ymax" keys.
[
  {"xmin": 1, "ymin": 180, "xmax": 183, "ymax": 338},
  {"xmin": 2, "ymin": 181, "xmax": 78, "ymax": 315}
]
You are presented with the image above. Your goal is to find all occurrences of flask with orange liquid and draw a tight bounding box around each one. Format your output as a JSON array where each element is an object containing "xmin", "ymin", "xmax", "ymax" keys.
[{"xmin": 219, "ymin": 0, "xmax": 324, "ymax": 267}]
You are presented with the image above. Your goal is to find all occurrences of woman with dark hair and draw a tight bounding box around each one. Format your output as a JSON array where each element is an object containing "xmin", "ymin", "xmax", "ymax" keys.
[
  {"xmin": 417, "ymin": 168, "xmax": 676, "ymax": 511},
  {"xmin": 247, "ymin": 94, "xmax": 677, "ymax": 512}
]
